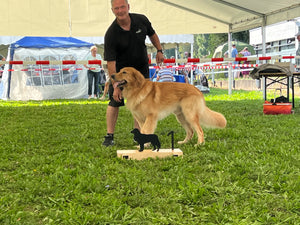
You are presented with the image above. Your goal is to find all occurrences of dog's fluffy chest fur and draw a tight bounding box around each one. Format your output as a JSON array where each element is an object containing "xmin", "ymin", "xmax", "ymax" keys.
[{"xmin": 125, "ymin": 82, "xmax": 184, "ymax": 120}]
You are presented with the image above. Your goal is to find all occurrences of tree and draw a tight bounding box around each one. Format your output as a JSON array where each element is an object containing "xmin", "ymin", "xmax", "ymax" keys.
[
  {"xmin": 194, "ymin": 34, "xmax": 209, "ymax": 58},
  {"xmin": 193, "ymin": 31, "xmax": 249, "ymax": 58},
  {"xmin": 232, "ymin": 31, "xmax": 249, "ymax": 43},
  {"xmin": 208, "ymin": 34, "xmax": 227, "ymax": 57}
]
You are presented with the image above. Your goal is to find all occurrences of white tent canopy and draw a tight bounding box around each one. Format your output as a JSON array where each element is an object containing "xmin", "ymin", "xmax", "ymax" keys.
[
  {"xmin": 0, "ymin": 37, "xmax": 93, "ymax": 100},
  {"xmin": 1, "ymin": 0, "xmax": 300, "ymax": 37}
]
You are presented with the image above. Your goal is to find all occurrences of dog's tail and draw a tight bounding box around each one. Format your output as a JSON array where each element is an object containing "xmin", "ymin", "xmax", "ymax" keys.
[{"xmin": 200, "ymin": 107, "xmax": 227, "ymax": 129}]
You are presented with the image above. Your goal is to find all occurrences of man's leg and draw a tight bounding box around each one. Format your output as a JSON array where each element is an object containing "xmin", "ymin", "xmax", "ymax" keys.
[
  {"xmin": 102, "ymin": 105, "xmax": 119, "ymax": 147},
  {"xmin": 107, "ymin": 105, "xmax": 119, "ymax": 134},
  {"xmin": 102, "ymin": 82, "xmax": 125, "ymax": 147}
]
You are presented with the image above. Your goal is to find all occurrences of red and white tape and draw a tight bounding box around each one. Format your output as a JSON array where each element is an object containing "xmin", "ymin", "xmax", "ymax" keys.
[
  {"xmin": 149, "ymin": 55, "xmax": 299, "ymax": 64},
  {"xmin": 0, "ymin": 59, "xmax": 102, "ymax": 66},
  {"xmin": 0, "ymin": 55, "xmax": 299, "ymax": 72},
  {"xmin": 0, "ymin": 55, "xmax": 298, "ymax": 66}
]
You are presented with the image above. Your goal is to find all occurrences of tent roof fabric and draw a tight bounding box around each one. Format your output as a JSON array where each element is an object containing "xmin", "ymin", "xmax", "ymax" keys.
[
  {"xmin": 155, "ymin": 0, "xmax": 300, "ymax": 33},
  {"xmin": 0, "ymin": 0, "xmax": 299, "ymax": 36},
  {"xmin": 10, "ymin": 37, "xmax": 93, "ymax": 49}
]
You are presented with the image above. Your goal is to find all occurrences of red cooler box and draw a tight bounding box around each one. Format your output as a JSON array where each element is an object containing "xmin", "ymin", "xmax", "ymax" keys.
[{"xmin": 263, "ymin": 101, "xmax": 292, "ymax": 115}]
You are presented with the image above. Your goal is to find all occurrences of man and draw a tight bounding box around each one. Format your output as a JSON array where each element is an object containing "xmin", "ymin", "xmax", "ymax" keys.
[
  {"xmin": 102, "ymin": 0, "xmax": 164, "ymax": 146},
  {"xmin": 239, "ymin": 47, "xmax": 251, "ymax": 78},
  {"xmin": 231, "ymin": 44, "xmax": 240, "ymax": 78},
  {"xmin": 296, "ymin": 31, "xmax": 300, "ymax": 71}
]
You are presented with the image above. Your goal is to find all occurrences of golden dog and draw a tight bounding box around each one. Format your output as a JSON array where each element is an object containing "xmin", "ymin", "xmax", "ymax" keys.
[{"xmin": 111, "ymin": 67, "xmax": 226, "ymax": 146}]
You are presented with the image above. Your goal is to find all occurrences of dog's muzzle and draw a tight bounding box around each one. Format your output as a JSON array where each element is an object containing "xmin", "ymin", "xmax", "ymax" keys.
[
  {"xmin": 110, "ymin": 74, "xmax": 127, "ymax": 88},
  {"xmin": 117, "ymin": 80, "xmax": 127, "ymax": 88}
]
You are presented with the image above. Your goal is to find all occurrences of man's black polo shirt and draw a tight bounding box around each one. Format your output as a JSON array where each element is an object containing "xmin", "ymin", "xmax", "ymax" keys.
[{"xmin": 104, "ymin": 13, "xmax": 155, "ymax": 77}]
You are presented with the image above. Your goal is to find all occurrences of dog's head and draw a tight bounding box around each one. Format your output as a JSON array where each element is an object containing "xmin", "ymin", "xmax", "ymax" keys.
[{"xmin": 111, "ymin": 67, "xmax": 145, "ymax": 89}]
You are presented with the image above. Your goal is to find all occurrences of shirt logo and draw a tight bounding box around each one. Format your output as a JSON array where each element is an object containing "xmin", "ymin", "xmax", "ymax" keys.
[{"xmin": 136, "ymin": 29, "xmax": 142, "ymax": 33}]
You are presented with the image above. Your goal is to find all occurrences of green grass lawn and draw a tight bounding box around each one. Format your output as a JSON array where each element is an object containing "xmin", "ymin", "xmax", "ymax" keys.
[{"xmin": 0, "ymin": 88, "xmax": 299, "ymax": 224}]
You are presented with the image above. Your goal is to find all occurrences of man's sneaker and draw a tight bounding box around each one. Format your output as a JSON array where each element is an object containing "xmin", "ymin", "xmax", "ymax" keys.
[{"xmin": 102, "ymin": 135, "xmax": 114, "ymax": 147}]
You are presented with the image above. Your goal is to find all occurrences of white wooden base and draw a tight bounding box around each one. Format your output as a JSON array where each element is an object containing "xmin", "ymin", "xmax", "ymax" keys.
[{"xmin": 117, "ymin": 148, "xmax": 183, "ymax": 160}]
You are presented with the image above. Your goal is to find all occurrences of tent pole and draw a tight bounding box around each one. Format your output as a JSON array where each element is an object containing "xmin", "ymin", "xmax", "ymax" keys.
[
  {"xmin": 262, "ymin": 16, "xmax": 267, "ymax": 100},
  {"xmin": 6, "ymin": 46, "xmax": 15, "ymax": 99},
  {"xmin": 228, "ymin": 31, "xmax": 232, "ymax": 95},
  {"xmin": 175, "ymin": 44, "xmax": 178, "ymax": 74}
]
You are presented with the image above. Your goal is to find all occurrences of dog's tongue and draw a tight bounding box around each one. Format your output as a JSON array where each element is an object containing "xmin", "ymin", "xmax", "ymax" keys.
[
  {"xmin": 116, "ymin": 80, "xmax": 127, "ymax": 88},
  {"xmin": 113, "ymin": 81, "xmax": 121, "ymax": 89}
]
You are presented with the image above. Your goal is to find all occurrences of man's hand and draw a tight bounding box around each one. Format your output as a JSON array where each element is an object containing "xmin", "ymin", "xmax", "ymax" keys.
[
  {"xmin": 113, "ymin": 82, "xmax": 122, "ymax": 102},
  {"xmin": 156, "ymin": 52, "xmax": 164, "ymax": 64}
]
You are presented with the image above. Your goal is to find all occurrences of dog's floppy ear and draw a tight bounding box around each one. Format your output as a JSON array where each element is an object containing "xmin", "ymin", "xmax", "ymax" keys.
[{"xmin": 131, "ymin": 68, "xmax": 145, "ymax": 86}]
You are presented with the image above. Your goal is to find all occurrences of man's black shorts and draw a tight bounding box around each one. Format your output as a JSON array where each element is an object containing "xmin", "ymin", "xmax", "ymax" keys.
[{"xmin": 108, "ymin": 82, "xmax": 125, "ymax": 107}]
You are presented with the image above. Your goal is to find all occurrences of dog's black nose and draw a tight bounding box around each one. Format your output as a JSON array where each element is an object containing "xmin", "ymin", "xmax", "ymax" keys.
[{"xmin": 111, "ymin": 75, "xmax": 115, "ymax": 80}]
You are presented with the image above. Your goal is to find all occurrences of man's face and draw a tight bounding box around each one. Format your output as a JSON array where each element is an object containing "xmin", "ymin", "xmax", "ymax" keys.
[
  {"xmin": 297, "ymin": 35, "xmax": 300, "ymax": 42},
  {"xmin": 112, "ymin": 0, "xmax": 129, "ymax": 21}
]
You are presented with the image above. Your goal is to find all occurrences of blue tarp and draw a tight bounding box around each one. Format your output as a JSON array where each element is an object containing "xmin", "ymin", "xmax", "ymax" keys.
[{"xmin": 10, "ymin": 36, "xmax": 93, "ymax": 49}]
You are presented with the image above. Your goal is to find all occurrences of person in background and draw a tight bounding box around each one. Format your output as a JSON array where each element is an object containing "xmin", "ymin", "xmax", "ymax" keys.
[
  {"xmin": 239, "ymin": 47, "xmax": 251, "ymax": 78},
  {"xmin": 155, "ymin": 67, "xmax": 176, "ymax": 82},
  {"xmin": 102, "ymin": 0, "xmax": 164, "ymax": 146},
  {"xmin": 85, "ymin": 45, "xmax": 102, "ymax": 99},
  {"xmin": 224, "ymin": 51, "xmax": 229, "ymax": 58},
  {"xmin": 98, "ymin": 69, "xmax": 107, "ymax": 95},
  {"xmin": 0, "ymin": 55, "xmax": 6, "ymax": 79},
  {"xmin": 296, "ymin": 31, "xmax": 300, "ymax": 71},
  {"xmin": 231, "ymin": 44, "xmax": 240, "ymax": 78},
  {"xmin": 231, "ymin": 44, "xmax": 238, "ymax": 58}
]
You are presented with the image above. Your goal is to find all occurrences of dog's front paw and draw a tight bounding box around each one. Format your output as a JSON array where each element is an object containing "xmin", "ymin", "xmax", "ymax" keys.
[{"xmin": 178, "ymin": 140, "xmax": 187, "ymax": 144}]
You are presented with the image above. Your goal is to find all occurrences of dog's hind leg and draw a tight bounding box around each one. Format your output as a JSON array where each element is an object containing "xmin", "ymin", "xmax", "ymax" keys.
[
  {"xmin": 185, "ymin": 113, "xmax": 205, "ymax": 145},
  {"xmin": 180, "ymin": 107, "xmax": 205, "ymax": 146},
  {"xmin": 174, "ymin": 111, "xmax": 194, "ymax": 144},
  {"xmin": 192, "ymin": 121, "xmax": 205, "ymax": 146}
]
